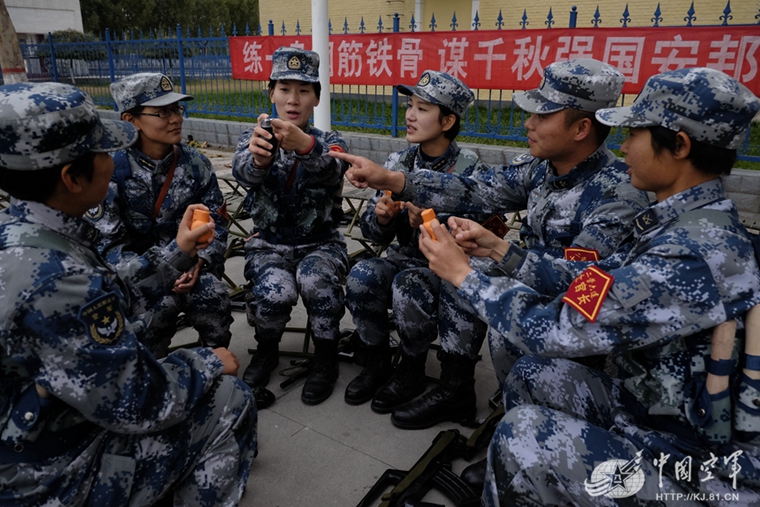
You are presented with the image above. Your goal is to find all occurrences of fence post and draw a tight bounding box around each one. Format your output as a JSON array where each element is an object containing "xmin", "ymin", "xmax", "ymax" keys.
[
  {"xmin": 47, "ymin": 32, "xmax": 59, "ymax": 82},
  {"xmin": 391, "ymin": 13, "xmax": 400, "ymax": 138},
  {"xmin": 569, "ymin": 6, "xmax": 578, "ymax": 28},
  {"xmin": 105, "ymin": 28, "xmax": 115, "ymax": 89},
  {"xmin": 268, "ymin": 20, "xmax": 274, "ymax": 36},
  {"xmin": 175, "ymin": 24, "xmax": 188, "ymax": 117}
]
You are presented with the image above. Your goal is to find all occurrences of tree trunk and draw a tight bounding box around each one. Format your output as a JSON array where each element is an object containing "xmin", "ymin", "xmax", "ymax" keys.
[{"xmin": 0, "ymin": 0, "xmax": 27, "ymax": 84}]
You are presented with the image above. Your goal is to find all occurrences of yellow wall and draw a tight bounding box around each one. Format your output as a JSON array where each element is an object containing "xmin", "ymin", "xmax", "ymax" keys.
[{"xmin": 259, "ymin": 0, "xmax": 758, "ymax": 33}]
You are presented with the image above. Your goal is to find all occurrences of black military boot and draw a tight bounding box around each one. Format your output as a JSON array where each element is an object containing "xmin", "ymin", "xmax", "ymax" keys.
[
  {"xmin": 344, "ymin": 344, "xmax": 393, "ymax": 405},
  {"xmin": 302, "ymin": 339, "xmax": 339, "ymax": 405},
  {"xmin": 461, "ymin": 457, "xmax": 487, "ymax": 494},
  {"xmin": 242, "ymin": 340, "xmax": 279, "ymax": 389},
  {"xmin": 391, "ymin": 351, "xmax": 477, "ymax": 429},
  {"xmin": 370, "ymin": 351, "xmax": 427, "ymax": 414}
]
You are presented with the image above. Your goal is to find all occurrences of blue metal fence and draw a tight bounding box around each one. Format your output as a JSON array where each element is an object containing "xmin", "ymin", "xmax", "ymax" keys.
[{"xmin": 13, "ymin": 2, "xmax": 760, "ymax": 161}]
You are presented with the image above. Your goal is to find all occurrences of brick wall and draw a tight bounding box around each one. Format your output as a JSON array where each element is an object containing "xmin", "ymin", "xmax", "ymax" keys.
[{"xmin": 98, "ymin": 110, "xmax": 760, "ymax": 228}]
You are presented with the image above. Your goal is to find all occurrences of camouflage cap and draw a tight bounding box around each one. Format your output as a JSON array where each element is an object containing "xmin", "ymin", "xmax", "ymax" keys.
[
  {"xmin": 397, "ymin": 70, "xmax": 474, "ymax": 118},
  {"xmin": 110, "ymin": 72, "xmax": 194, "ymax": 112},
  {"xmin": 596, "ymin": 67, "xmax": 760, "ymax": 149},
  {"xmin": 514, "ymin": 58, "xmax": 624, "ymax": 114},
  {"xmin": 270, "ymin": 47, "xmax": 320, "ymax": 83},
  {"xmin": 0, "ymin": 82, "xmax": 137, "ymax": 171}
]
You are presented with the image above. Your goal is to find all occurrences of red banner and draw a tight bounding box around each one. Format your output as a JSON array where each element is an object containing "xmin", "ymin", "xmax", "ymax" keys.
[{"xmin": 229, "ymin": 27, "xmax": 760, "ymax": 95}]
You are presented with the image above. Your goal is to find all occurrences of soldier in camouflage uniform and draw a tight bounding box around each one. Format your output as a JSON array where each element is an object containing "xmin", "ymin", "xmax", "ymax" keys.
[
  {"xmin": 419, "ymin": 68, "xmax": 760, "ymax": 505},
  {"xmin": 232, "ymin": 47, "xmax": 349, "ymax": 407},
  {"xmin": 344, "ymin": 71, "xmax": 492, "ymax": 415},
  {"xmin": 0, "ymin": 82, "xmax": 256, "ymax": 507},
  {"xmin": 333, "ymin": 59, "xmax": 650, "ymax": 430},
  {"xmin": 84, "ymin": 73, "xmax": 232, "ymax": 358}
]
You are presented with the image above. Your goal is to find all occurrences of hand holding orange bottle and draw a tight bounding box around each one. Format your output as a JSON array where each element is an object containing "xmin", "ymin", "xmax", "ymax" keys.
[{"xmin": 421, "ymin": 208, "xmax": 437, "ymax": 241}]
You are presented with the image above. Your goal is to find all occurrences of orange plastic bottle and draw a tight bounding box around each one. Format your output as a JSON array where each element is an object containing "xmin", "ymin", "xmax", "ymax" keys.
[
  {"xmin": 384, "ymin": 190, "xmax": 400, "ymax": 212},
  {"xmin": 421, "ymin": 208, "xmax": 437, "ymax": 241},
  {"xmin": 191, "ymin": 209, "xmax": 213, "ymax": 242}
]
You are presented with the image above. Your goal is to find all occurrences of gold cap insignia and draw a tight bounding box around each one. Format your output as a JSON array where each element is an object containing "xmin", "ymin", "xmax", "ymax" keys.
[
  {"xmin": 288, "ymin": 56, "xmax": 302, "ymax": 70},
  {"xmin": 160, "ymin": 76, "xmax": 172, "ymax": 92},
  {"xmin": 418, "ymin": 73, "xmax": 431, "ymax": 86}
]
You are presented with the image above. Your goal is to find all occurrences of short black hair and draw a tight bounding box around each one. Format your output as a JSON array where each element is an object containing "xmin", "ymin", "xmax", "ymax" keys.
[
  {"xmin": 648, "ymin": 126, "xmax": 736, "ymax": 176},
  {"xmin": 563, "ymin": 108, "xmax": 611, "ymax": 146},
  {"xmin": 0, "ymin": 152, "xmax": 97, "ymax": 202},
  {"xmin": 123, "ymin": 105, "xmax": 145, "ymax": 117},
  {"xmin": 438, "ymin": 104, "xmax": 461, "ymax": 141},
  {"xmin": 268, "ymin": 79, "xmax": 322, "ymax": 101}
]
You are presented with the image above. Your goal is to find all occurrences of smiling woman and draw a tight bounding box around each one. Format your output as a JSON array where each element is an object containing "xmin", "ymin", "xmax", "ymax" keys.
[{"xmin": 81, "ymin": 72, "xmax": 235, "ymax": 359}]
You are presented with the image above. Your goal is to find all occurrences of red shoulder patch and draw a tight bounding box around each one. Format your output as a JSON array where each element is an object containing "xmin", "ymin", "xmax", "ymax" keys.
[
  {"xmin": 564, "ymin": 247, "xmax": 599, "ymax": 261},
  {"xmin": 328, "ymin": 144, "xmax": 346, "ymax": 153},
  {"xmin": 561, "ymin": 266, "xmax": 614, "ymax": 323},
  {"xmin": 480, "ymin": 214, "xmax": 510, "ymax": 238}
]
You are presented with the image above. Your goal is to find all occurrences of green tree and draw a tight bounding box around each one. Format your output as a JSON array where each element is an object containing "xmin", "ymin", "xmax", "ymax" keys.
[{"xmin": 80, "ymin": 0, "xmax": 260, "ymax": 38}]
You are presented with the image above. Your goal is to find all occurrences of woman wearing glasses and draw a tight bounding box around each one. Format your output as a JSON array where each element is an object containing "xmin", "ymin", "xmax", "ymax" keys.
[{"xmin": 84, "ymin": 72, "xmax": 233, "ymax": 358}]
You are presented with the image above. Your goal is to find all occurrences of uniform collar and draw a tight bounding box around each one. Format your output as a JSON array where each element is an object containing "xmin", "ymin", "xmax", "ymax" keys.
[
  {"xmin": 416, "ymin": 141, "xmax": 459, "ymax": 172},
  {"xmin": 128, "ymin": 145, "xmax": 178, "ymax": 174},
  {"xmin": 545, "ymin": 144, "xmax": 613, "ymax": 191},
  {"xmin": 632, "ymin": 178, "xmax": 725, "ymax": 236},
  {"xmin": 9, "ymin": 200, "xmax": 101, "ymax": 246}
]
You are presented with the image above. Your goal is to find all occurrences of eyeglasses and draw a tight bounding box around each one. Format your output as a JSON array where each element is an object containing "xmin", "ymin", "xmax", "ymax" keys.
[{"xmin": 137, "ymin": 105, "xmax": 186, "ymax": 119}]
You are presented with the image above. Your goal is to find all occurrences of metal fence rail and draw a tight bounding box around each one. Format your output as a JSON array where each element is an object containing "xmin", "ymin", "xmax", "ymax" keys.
[{"xmin": 11, "ymin": 2, "xmax": 760, "ymax": 161}]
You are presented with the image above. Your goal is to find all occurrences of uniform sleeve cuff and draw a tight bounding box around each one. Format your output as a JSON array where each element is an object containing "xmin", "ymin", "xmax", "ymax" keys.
[
  {"xmin": 296, "ymin": 135, "xmax": 316, "ymax": 155},
  {"xmin": 162, "ymin": 241, "xmax": 196, "ymax": 272},
  {"xmin": 495, "ymin": 243, "xmax": 527, "ymax": 276}
]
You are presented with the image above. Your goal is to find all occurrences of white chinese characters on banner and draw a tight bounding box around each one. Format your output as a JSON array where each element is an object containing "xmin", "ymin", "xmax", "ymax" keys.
[{"xmin": 228, "ymin": 27, "xmax": 760, "ymax": 95}]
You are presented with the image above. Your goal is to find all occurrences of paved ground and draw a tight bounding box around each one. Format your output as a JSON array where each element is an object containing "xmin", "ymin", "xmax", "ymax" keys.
[{"xmin": 172, "ymin": 148, "xmax": 507, "ymax": 506}]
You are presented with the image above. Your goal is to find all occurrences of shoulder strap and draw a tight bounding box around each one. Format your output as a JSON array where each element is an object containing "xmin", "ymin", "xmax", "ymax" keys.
[
  {"xmin": 450, "ymin": 149, "xmax": 479, "ymax": 175},
  {"xmin": 671, "ymin": 208, "xmax": 736, "ymax": 229},
  {"xmin": 112, "ymin": 150, "xmax": 131, "ymax": 198},
  {"xmin": 153, "ymin": 145, "xmax": 179, "ymax": 219},
  {"xmin": 569, "ymin": 183, "xmax": 598, "ymax": 238},
  {"xmin": 1, "ymin": 221, "xmax": 76, "ymax": 255}
]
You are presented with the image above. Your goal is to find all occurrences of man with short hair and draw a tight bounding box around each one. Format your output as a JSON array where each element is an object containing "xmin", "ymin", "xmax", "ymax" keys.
[
  {"xmin": 0, "ymin": 82, "xmax": 256, "ymax": 507},
  {"xmin": 332, "ymin": 58, "xmax": 650, "ymax": 430},
  {"xmin": 419, "ymin": 67, "xmax": 760, "ymax": 506}
]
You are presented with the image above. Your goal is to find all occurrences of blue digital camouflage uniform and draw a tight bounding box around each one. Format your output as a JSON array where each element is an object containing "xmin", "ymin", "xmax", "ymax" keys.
[
  {"xmin": 396, "ymin": 59, "xmax": 650, "ymax": 365},
  {"xmin": 85, "ymin": 144, "xmax": 232, "ymax": 357},
  {"xmin": 399, "ymin": 145, "xmax": 649, "ymax": 362},
  {"xmin": 0, "ymin": 202, "xmax": 256, "ymax": 507},
  {"xmin": 482, "ymin": 181, "xmax": 760, "ymax": 506},
  {"xmin": 0, "ymin": 81, "xmax": 256, "ymax": 507},
  {"xmin": 477, "ymin": 68, "xmax": 760, "ymax": 506},
  {"xmin": 346, "ymin": 141, "xmax": 492, "ymax": 359},
  {"xmin": 232, "ymin": 124, "xmax": 349, "ymax": 347}
]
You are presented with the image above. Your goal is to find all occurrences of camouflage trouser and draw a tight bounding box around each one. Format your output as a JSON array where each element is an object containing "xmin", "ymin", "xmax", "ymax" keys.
[
  {"xmin": 484, "ymin": 355, "xmax": 760, "ymax": 506},
  {"xmin": 244, "ymin": 237, "xmax": 348, "ymax": 344},
  {"xmin": 345, "ymin": 255, "xmax": 439, "ymax": 357},
  {"xmin": 143, "ymin": 270, "xmax": 233, "ymax": 357},
  {"xmin": 3, "ymin": 375, "xmax": 257, "ymax": 507},
  {"xmin": 438, "ymin": 278, "xmax": 488, "ymax": 361},
  {"xmin": 487, "ymin": 326, "xmax": 525, "ymax": 384}
]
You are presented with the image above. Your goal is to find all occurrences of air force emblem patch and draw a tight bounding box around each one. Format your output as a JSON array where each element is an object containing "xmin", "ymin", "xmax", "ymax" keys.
[
  {"xmin": 85, "ymin": 204, "xmax": 104, "ymax": 221},
  {"xmin": 78, "ymin": 293, "xmax": 125, "ymax": 345},
  {"xmin": 511, "ymin": 153, "xmax": 534, "ymax": 166},
  {"xmin": 160, "ymin": 75, "xmax": 173, "ymax": 91},
  {"xmin": 288, "ymin": 55, "xmax": 302, "ymax": 70}
]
